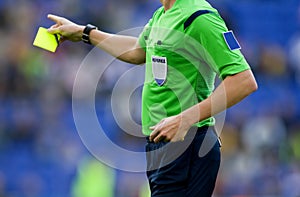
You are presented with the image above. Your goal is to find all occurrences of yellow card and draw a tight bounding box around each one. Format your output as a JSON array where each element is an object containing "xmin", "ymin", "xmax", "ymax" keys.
[{"xmin": 33, "ymin": 27, "xmax": 60, "ymax": 52}]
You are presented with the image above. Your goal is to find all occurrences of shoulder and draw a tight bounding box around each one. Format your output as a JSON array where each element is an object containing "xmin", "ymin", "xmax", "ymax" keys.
[
  {"xmin": 151, "ymin": 7, "xmax": 164, "ymax": 21},
  {"xmin": 179, "ymin": 0, "xmax": 218, "ymax": 17},
  {"xmin": 178, "ymin": 1, "xmax": 225, "ymax": 32},
  {"xmin": 184, "ymin": 10, "xmax": 227, "ymax": 38}
]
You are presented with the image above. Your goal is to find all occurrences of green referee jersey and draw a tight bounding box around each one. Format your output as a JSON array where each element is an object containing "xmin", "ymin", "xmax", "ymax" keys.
[{"xmin": 139, "ymin": 0, "xmax": 250, "ymax": 136}]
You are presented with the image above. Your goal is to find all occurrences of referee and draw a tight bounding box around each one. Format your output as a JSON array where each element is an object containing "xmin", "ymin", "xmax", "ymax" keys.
[{"xmin": 48, "ymin": 0, "xmax": 258, "ymax": 196}]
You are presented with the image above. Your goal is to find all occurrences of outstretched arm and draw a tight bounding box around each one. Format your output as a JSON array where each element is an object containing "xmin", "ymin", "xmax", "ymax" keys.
[{"xmin": 47, "ymin": 14, "xmax": 146, "ymax": 65}]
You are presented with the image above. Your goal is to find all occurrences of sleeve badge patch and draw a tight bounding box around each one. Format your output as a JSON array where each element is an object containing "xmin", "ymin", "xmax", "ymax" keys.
[{"xmin": 223, "ymin": 30, "xmax": 241, "ymax": 51}]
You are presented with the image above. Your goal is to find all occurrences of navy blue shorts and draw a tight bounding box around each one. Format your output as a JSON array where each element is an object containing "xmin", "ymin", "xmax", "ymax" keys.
[{"xmin": 145, "ymin": 126, "xmax": 221, "ymax": 197}]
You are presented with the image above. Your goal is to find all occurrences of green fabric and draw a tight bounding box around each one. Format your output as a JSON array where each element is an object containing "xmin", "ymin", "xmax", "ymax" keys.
[{"xmin": 139, "ymin": 0, "xmax": 250, "ymax": 135}]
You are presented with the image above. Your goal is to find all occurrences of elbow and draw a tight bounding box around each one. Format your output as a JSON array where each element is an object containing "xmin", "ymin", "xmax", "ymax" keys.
[
  {"xmin": 245, "ymin": 72, "xmax": 258, "ymax": 95},
  {"xmin": 130, "ymin": 56, "xmax": 146, "ymax": 65},
  {"xmin": 230, "ymin": 69, "xmax": 258, "ymax": 97},
  {"xmin": 251, "ymin": 79, "xmax": 258, "ymax": 92},
  {"xmin": 117, "ymin": 55, "xmax": 144, "ymax": 65},
  {"xmin": 118, "ymin": 50, "xmax": 145, "ymax": 65},
  {"xmin": 248, "ymin": 76, "xmax": 258, "ymax": 93}
]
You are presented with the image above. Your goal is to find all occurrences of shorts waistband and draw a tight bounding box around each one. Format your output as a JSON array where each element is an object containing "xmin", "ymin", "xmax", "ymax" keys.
[{"xmin": 146, "ymin": 126, "xmax": 210, "ymax": 143}]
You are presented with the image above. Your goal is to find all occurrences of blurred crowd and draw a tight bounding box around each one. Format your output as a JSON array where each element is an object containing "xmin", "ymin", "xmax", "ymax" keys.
[{"xmin": 0, "ymin": 0, "xmax": 299, "ymax": 196}]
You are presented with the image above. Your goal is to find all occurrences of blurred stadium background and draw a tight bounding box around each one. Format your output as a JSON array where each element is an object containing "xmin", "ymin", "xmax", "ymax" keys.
[{"xmin": 0, "ymin": 0, "xmax": 300, "ymax": 196}]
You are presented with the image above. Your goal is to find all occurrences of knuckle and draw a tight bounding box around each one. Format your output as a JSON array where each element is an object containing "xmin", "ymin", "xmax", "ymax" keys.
[
  {"xmin": 160, "ymin": 131, "xmax": 168, "ymax": 138},
  {"xmin": 165, "ymin": 135, "xmax": 172, "ymax": 142}
]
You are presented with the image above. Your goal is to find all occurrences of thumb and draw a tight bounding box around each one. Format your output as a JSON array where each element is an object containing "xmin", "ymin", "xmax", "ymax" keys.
[
  {"xmin": 149, "ymin": 126, "xmax": 155, "ymax": 130},
  {"xmin": 47, "ymin": 27, "xmax": 61, "ymax": 35}
]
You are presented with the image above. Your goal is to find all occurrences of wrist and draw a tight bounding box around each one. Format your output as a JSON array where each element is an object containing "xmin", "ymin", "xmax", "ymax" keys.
[
  {"xmin": 74, "ymin": 25, "xmax": 84, "ymax": 41},
  {"xmin": 78, "ymin": 25, "xmax": 85, "ymax": 36},
  {"xmin": 181, "ymin": 107, "xmax": 200, "ymax": 126},
  {"xmin": 82, "ymin": 24, "xmax": 98, "ymax": 44},
  {"xmin": 179, "ymin": 112, "xmax": 195, "ymax": 128}
]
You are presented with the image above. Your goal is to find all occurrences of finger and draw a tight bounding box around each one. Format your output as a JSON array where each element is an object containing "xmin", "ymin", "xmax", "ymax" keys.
[
  {"xmin": 149, "ymin": 126, "xmax": 155, "ymax": 130},
  {"xmin": 47, "ymin": 14, "xmax": 62, "ymax": 24},
  {"xmin": 149, "ymin": 119, "xmax": 166, "ymax": 141},
  {"xmin": 149, "ymin": 130, "xmax": 158, "ymax": 142},
  {"xmin": 149, "ymin": 121, "xmax": 164, "ymax": 141},
  {"xmin": 149, "ymin": 126, "xmax": 161, "ymax": 142},
  {"xmin": 154, "ymin": 133, "xmax": 167, "ymax": 143},
  {"xmin": 47, "ymin": 27, "xmax": 61, "ymax": 34},
  {"xmin": 59, "ymin": 36, "xmax": 66, "ymax": 44},
  {"xmin": 49, "ymin": 24, "xmax": 59, "ymax": 29},
  {"xmin": 47, "ymin": 23, "xmax": 60, "ymax": 33}
]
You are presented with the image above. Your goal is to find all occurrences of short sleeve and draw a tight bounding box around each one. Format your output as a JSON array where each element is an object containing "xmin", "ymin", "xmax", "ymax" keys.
[
  {"xmin": 185, "ymin": 12, "xmax": 250, "ymax": 79},
  {"xmin": 138, "ymin": 19, "xmax": 152, "ymax": 51}
]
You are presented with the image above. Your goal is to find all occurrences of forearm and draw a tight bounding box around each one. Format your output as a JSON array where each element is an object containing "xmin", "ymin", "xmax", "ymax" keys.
[
  {"xmin": 181, "ymin": 69, "xmax": 258, "ymax": 125},
  {"xmin": 88, "ymin": 29, "xmax": 145, "ymax": 64},
  {"xmin": 47, "ymin": 14, "xmax": 145, "ymax": 65}
]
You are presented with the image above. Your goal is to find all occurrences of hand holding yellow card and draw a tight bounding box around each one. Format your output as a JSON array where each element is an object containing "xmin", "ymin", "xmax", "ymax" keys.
[{"xmin": 33, "ymin": 27, "xmax": 60, "ymax": 52}]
